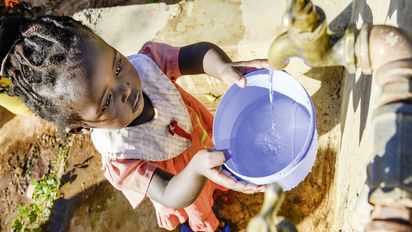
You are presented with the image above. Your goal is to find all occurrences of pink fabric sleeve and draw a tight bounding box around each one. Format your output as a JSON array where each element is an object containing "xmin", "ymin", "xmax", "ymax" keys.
[
  {"xmin": 102, "ymin": 157, "xmax": 157, "ymax": 208},
  {"xmin": 138, "ymin": 41, "xmax": 182, "ymax": 81}
]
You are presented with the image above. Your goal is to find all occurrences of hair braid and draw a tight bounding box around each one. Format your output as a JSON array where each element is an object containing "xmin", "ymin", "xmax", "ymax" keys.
[{"xmin": 1, "ymin": 15, "xmax": 99, "ymax": 131}]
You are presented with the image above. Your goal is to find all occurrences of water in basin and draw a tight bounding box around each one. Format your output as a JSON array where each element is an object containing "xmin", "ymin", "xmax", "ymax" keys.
[{"xmin": 226, "ymin": 87, "xmax": 311, "ymax": 177}]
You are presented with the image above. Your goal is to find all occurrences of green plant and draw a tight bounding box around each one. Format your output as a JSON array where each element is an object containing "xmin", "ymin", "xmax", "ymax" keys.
[
  {"xmin": 11, "ymin": 150, "xmax": 66, "ymax": 232},
  {"xmin": 12, "ymin": 204, "xmax": 42, "ymax": 232},
  {"xmin": 146, "ymin": 0, "xmax": 156, "ymax": 3}
]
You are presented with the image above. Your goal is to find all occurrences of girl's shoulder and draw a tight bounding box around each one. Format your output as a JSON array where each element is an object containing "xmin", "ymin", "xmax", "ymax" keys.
[
  {"xmin": 90, "ymin": 127, "xmax": 145, "ymax": 158},
  {"xmin": 90, "ymin": 117, "xmax": 190, "ymax": 161}
]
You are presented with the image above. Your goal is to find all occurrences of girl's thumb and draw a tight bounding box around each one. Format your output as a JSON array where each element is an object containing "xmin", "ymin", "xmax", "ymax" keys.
[
  {"xmin": 231, "ymin": 68, "xmax": 246, "ymax": 88},
  {"xmin": 237, "ymin": 77, "xmax": 247, "ymax": 88},
  {"xmin": 207, "ymin": 151, "xmax": 226, "ymax": 167}
]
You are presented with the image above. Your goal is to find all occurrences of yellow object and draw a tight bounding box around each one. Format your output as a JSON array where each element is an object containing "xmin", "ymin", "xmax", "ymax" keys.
[
  {"xmin": 0, "ymin": 77, "xmax": 33, "ymax": 115},
  {"xmin": 0, "ymin": 94, "xmax": 32, "ymax": 115},
  {"xmin": 1, "ymin": 0, "xmax": 32, "ymax": 116}
]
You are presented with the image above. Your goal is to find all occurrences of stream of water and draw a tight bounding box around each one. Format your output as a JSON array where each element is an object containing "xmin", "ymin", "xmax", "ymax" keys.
[
  {"xmin": 225, "ymin": 71, "xmax": 311, "ymax": 177},
  {"xmin": 269, "ymin": 69, "xmax": 276, "ymax": 130}
]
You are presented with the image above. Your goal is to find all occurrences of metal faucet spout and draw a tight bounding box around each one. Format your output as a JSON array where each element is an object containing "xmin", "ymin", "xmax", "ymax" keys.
[
  {"xmin": 268, "ymin": 0, "xmax": 356, "ymax": 72},
  {"xmin": 268, "ymin": 32, "xmax": 297, "ymax": 70}
]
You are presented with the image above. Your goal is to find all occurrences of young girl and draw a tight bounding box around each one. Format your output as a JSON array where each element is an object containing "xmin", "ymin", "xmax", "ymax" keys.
[{"xmin": 0, "ymin": 12, "xmax": 267, "ymax": 232}]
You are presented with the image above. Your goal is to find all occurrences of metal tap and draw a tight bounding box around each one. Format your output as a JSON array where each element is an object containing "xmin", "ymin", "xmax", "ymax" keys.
[
  {"xmin": 268, "ymin": 0, "xmax": 357, "ymax": 73},
  {"xmin": 245, "ymin": 184, "xmax": 297, "ymax": 232}
]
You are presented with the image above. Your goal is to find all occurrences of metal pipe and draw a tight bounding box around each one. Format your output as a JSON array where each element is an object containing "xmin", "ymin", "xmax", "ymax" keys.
[
  {"xmin": 360, "ymin": 24, "xmax": 412, "ymax": 232},
  {"xmin": 354, "ymin": 24, "xmax": 412, "ymax": 106}
]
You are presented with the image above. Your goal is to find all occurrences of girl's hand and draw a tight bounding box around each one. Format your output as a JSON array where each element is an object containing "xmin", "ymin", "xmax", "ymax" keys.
[
  {"xmin": 219, "ymin": 59, "xmax": 269, "ymax": 88},
  {"xmin": 202, "ymin": 46, "xmax": 268, "ymax": 88},
  {"xmin": 190, "ymin": 149, "xmax": 266, "ymax": 194}
]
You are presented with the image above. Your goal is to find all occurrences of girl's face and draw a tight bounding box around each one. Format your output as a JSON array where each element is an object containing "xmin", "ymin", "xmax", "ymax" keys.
[{"xmin": 74, "ymin": 41, "xmax": 144, "ymax": 130}]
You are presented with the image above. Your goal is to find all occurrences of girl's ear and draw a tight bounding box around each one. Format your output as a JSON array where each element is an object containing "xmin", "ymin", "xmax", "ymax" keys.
[{"xmin": 65, "ymin": 127, "xmax": 93, "ymax": 134}]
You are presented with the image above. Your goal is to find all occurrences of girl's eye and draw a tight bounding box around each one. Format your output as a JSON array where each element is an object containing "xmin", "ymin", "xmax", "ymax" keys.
[
  {"xmin": 115, "ymin": 60, "xmax": 122, "ymax": 77},
  {"xmin": 102, "ymin": 94, "xmax": 112, "ymax": 111}
]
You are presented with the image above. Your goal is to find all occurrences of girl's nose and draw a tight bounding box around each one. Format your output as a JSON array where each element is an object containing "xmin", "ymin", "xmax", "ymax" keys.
[{"xmin": 121, "ymin": 82, "xmax": 131, "ymax": 103}]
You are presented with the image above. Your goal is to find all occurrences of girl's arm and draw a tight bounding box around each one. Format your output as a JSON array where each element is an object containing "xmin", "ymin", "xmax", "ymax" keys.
[
  {"xmin": 146, "ymin": 149, "xmax": 263, "ymax": 208},
  {"xmin": 139, "ymin": 41, "xmax": 267, "ymax": 86},
  {"xmin": 179, "ymin": 42, "xmax": 268, "ymax": 87}
]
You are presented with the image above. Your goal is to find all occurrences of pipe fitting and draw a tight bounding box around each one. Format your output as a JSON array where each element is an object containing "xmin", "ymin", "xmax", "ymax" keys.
[{"xmin": 368, "ymin": 26, "xmax": 412, "ymax": 71}]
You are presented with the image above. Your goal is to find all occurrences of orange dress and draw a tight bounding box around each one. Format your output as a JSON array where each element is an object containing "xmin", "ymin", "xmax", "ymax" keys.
[{"xmin": 99, "ymin": 42, "xmax": 226, "ymax": 232}]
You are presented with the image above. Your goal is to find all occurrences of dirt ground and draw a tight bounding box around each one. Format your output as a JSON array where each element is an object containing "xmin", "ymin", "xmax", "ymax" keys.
[{"xmin": 0, "ymin": 1, "xmax": 344, "ymax": 232}]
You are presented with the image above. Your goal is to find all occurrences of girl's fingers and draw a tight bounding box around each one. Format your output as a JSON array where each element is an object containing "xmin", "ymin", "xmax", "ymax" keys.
[
  {"xmin": 202, "ymin": 149, "xmax": 264, "ymax": 194},
  {"xmin": 235, "ymin": 66, "xmax": 258, "ymax": 75},
  {"xmin": 221, "ymin": 169, "xmax": 240, "ymax": 182},
  {"xmin": 207, "ymin": 168, "xmax": 262, "ymax": 194},
  {"xmin": 233, "ymin": 59, "xmax": 269, "ymax": 68},
  {"xmin": 238, "ymin": 77, "xmax": 247, "ymax": 88},
  {"xmin": 225, "ymin": 67, "xmax": 246, "ymax": 88},
  {"xmin": 257, "ymin": 185, "xmax": 267, "ymax": 192},
  {"xmin": 229, "ymin": 59, "xmax": 269, "ymax": 86},
  {"xmin": 206, "ymin": 151, "xmax": 227, "ymax": 168},
  {"xmin": 206, "ymin": 168, "xmax": 236, "ymax": 188}
]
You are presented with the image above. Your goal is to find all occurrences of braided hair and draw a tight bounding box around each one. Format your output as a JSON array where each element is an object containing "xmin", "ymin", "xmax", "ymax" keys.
[{"xmin": 0, "ymin": 5, "xmax": 101, "ymax": 131}]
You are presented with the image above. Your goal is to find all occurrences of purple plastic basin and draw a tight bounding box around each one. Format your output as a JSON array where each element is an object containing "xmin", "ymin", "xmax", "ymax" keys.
[{"xmin": 213, "ymin": 69, "xmax": 318, "ymax": 190}]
